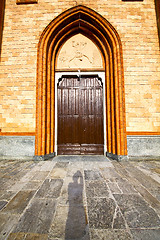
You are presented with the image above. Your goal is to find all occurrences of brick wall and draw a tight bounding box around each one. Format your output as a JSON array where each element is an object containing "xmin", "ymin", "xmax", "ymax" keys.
[{"xmin": 0, "ymin": 0, "xmax": 159, "ymax": 133}]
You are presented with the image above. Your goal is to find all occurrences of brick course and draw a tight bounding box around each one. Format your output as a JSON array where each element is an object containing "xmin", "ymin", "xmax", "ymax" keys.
[{"xmin": 0, "ymin": 0, "xmax": 160, "ymax": 133}]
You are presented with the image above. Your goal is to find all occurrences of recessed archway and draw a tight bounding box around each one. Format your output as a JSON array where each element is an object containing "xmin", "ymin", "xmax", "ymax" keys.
[{"xmin": 35, "ymin": 5, "xmax": 127, "ymax": 160}]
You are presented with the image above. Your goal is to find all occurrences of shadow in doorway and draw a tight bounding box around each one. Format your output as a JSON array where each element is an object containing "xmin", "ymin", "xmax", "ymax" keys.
[
  {"xmin": 0, "ymin": 0, "xmax": 5, "ymax": 59},
  {"xmin": 65, "ymin": 170, "xmax": 90, "ymax": 239}
]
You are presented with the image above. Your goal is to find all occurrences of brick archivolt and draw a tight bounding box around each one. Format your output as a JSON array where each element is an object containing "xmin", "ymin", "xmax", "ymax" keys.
[{"xmin": 35, "ymin": 5, "xmax": 127, "ymax": 157}]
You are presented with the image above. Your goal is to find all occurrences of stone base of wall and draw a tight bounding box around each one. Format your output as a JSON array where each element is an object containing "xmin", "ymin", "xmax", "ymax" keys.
[
  {"xmin": 0, "ymin": 136, "xmax": 35, "ymax": 160},
  {"xmin": 0, "ymin": 136, "xmax": 160, "ymax": 161},
  {"xmin": 106, "ymin": 152, "xmax": 128, "ymax": 161},
  {"xmin": 34, "ymin": 152, "xmax": 55, "ymax": 161},
  {"xmin": 127, "ymin": 135, "xmax": 160, "ymax": 161}
]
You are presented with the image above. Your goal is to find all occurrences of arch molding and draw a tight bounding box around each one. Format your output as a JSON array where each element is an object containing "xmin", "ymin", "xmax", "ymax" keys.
[{"xmin": 35, "ymin": 5, "xmax": 128, "ymax": 160}]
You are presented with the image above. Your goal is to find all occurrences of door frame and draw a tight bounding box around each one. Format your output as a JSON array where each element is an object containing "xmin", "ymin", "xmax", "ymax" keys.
[{"xmin": 55, "ymin": 71, "xmax": 106, "ymax": 155}]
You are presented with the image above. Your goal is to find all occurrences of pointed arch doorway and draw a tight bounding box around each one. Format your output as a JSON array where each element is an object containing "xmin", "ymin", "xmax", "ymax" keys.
[
  {"xmin": 35, "ymin": 5, "xmax": 128, "ymax": 160},
  {"xmin": 55, "ymin": 33, "xmax": 105, "ymax": 155}
]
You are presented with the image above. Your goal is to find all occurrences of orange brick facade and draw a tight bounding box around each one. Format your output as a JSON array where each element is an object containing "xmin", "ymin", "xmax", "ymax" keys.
[{"xmin": 0, "ymin": 0, "xmax": 160, "ymax": 135}]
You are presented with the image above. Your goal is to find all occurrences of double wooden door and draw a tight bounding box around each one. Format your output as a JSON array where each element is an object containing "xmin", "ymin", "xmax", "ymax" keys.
[{"xmin": 57, "ymin": 75, "xmax": 104, "ymax": 155}]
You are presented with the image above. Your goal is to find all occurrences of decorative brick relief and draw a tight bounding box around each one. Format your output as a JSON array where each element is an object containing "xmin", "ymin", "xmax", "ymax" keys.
[
  {"xmin": 16, "ymin": 0, "xmax": 38, "ymax": 4},
  {"xmin": 56, "ymin": 34, "xmax": 104, "ymax": 71}
]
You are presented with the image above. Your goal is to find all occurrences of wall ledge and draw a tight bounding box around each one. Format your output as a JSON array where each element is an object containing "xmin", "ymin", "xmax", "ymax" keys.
[{"xmin": 16, "ymin": 0, "xmax": 38, "ymax": 5}]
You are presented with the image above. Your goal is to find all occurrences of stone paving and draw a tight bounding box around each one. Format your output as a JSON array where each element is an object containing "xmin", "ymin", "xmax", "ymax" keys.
[{"xmin": 0, "ymin": 156, "xmax": 160, "ymax": 240}]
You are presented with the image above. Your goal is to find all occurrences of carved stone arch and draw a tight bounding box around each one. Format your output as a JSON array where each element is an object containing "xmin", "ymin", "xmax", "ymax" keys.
[{"xmin": 35, "ymin": 5, "xmax": 127, "ymax": 160}]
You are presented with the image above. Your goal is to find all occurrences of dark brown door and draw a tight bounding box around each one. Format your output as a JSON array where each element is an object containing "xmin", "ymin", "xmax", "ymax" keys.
[{"xmin": 57, "ymin": 75, "xmax": 104, "ymax": 155}]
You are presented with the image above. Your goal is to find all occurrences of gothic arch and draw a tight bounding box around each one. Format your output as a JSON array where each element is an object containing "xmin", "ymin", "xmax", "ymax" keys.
[{"xmin": 35, "ymin": 5, "xmax": 127, "ymax": 160}]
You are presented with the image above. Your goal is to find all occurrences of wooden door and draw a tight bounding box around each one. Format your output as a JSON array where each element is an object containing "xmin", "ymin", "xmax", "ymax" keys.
[{"xmin": 57, "ymin": 75, "xmax": 104, "ymax": 155}]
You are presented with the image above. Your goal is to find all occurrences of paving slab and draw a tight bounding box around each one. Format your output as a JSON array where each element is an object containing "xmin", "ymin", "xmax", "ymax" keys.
[
  {"xmin": 35, "ymin": 179, "xmax": 63, "ymax": 199},
  {"xmin": 9, "ymin": 182, "xmax": 26, "ymax": 191},
  {"xmin": 0, "ymin": 191, "xmax": 17, "ymax": 202},
  {"xmin": 7, "ymin": 232, "xmax": 48, "ymax": 240},
  {"xmin": 59, "ymin": 176, "xmax": 85, "ymax": 206},
  {"xmin": 116, "ymin": 178, "xmax": 137, "ymax": 194},
  {"xmin": 134, "ymin": 162, "xmax": 160, "ymax": 184},
  {"xmin": 13, "ymin": 198, "xmax": 56, "ymax": 234},
  {"xmin": 38, "ymin": 161, "xmax": 55, "ymax": 171},
  {"xmin": 0, "ymin": 178, "xmax": 14, "ymax": 190},
  {"xmin": 85, "ymin": 180, "xmax": 109, "ymax": 198},
  {"xmin": 101, "ymin": 167, "xmax": 122, "ymax": 181},
  {"xmin": 121, "ymin": 162, "xmax": 160, "ymax": 200},
  {"xmin": 0, "ymin": 201, "xmax": 8, "ymax": 210},
  {"xmin": 84, "ymin": 170, "xmax": 103, "ymax": 180},
  {"xmin": 0, "ymin": 157, "xmax": 160, "ymax": 240},
  {"xmin": 112, "ymin": 161, "xmax": 160, "ymax": 216},
  {"xmin": 1, "ymin": 190, "xmax": 35, "ymax": 215},
  {"xmin": 108, "ymin": 182, "xmax": 122, "ymax": 194},
  {"xmin": 87, "ymin": 197, "xmax": 125, "ymax": 229},
  {"xmin": 10, "ymin": 170, "xmax": 29, "ymax": 181},
  {"xmin": 130, "ymin": 229, "xmax": 160, "ymax": 240},
  {"xmin": 114, "ymin": 194, "xmax": 160, "ymax": 228},
  {"xmin": 49, "ymin": 205, "xmax": 89, "ymax": 240},
  {"xmin": 90, "ymin": 229, "xmax": 132, "ymax": 240},
  {"xmin": 49, "ymin": 168, "xmax": 67, "ymax": 179},
  {"xmin": 65, "ymin": 205, "xmax": 89, "ymax": 240},
  {"xmin": 22, "ymin": 181, "xmax": 42, "ymax": 191},
  {"xmin": 31, "ymin": 171, "xmax": 49, "ymax": 181},
  {"xmin": 66, "ymin": 162, "xmax": 84, "ymax": 177},
  {"xmin": 54, "ymin": 162, "xmax": 69, "ymax": 168},
  {"xmin": 48, "ymin": 205, "xmax": 69, "ymax": 239},
  {"xmin": 0, "ymin": 213, "xmax": 20, "ymax": 240}
]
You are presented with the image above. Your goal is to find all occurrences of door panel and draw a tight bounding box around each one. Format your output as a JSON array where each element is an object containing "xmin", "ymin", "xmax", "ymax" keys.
[{"xmin": 57, "ymin": 75, "xmax": 104, "ymax": 155}]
